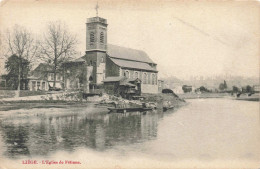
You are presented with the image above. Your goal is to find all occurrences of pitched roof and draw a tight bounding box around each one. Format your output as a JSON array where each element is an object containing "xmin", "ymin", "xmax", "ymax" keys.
[
  {"xmin": 119, "ymin": 82, "xmax": 136, "ymax": 87},
  {"xmin": 103, "ymin": 76, "xmax": 126, "ymax": 82},
  {"xmin": 126, "ymin": 78, "xmax": 142, "ymax": 82},
  {"xmin": 103, "ymin": 76, "xmax": 137, "ymax": 87},
  {"xmin": 107, "ymin": 44, "xmax": 155, "ymax": 64},
  {"xmin": 110, "ymin": 58, "xmax": 157, "ymax": 72},
  {"xmin": 33, "ymin": 63, "xmax": 53, "ymax": 72}
]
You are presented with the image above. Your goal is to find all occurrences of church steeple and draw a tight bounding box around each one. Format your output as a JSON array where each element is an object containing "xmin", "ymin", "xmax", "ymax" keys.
[
  {"xmin": 95, "ymin": 2, "xmax": 99, "ymax": 17},
  {"xmin": 86, "ymin": 4, "xmax": 107, "ymax": 52}
]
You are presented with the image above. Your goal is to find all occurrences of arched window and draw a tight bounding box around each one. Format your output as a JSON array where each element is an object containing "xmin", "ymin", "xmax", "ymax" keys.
[
  {"xmin": 143, "ymin": 73, "xmax": 147, "ymax": 84},
  {"xmin": 125, "ymin": 70, "xmax": 130, "ymax": 78},
  {"xmin": 90, "ymin": 32, "xmax": 95, "ymax": 43},
  {"xmin": 152, "ymin": 74, "xmax": 155, "ymax": 85},
  {"xmin": 100, "ymin": 32, "xmax": 104, "ymax": 43},
  {"xmin": 101, "ymin": 56, "xmax": 104, "ymax": 63},
  {"xmin": 134, "ymin": 72, "xmax": 139, "ymax": 79}
]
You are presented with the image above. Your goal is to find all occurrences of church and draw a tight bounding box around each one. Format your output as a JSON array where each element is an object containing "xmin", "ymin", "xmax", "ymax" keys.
[
  {"xmin": 28, "ymin": 14, "xmax": 160, "ymax": 95},
  {"xmin": 62, "ymin": 15, "xmax": 159, "ymax": 95},
  {"xmin": 60, "ymin": 13, "xmax": 158, "ymax": 93}
]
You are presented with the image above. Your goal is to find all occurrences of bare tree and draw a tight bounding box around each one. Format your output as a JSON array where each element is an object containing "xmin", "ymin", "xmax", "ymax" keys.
[
  {"xmin": 38, "ymin": 21, "xmax": 78, "ymax": 89},
  {"xmin": 0, "ymin": 31, "xmax": 5, "ymax": 76},
  {"xmin": 4, "ymin": 25, "xmax": 38, "ymax": 93}
]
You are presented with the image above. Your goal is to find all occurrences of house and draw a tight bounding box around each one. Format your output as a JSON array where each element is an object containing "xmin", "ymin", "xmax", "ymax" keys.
[
  {"xmin": 62, "ymin": 15, "xmax": 159, "ymax": 94},
  {"xmin": 103, "ymin": 76, "xmax": 141, "ymax": 99},
  {"xmin": 28, "ymin": 63, "xmax": 63, "ymax": 91}
]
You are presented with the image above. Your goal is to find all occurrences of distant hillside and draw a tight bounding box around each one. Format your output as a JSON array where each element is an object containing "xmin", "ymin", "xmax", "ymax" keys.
[{"xmin": 161, "ymin": 76, "xmax": 183, "ymax": 84}]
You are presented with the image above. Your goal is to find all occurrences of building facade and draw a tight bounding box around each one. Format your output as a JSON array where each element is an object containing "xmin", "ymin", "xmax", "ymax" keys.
[{"xmin": 28, "ymin": 63, "xmax": 63, "ymax": 91}]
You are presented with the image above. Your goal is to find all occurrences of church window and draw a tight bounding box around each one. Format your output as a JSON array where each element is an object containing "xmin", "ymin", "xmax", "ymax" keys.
[
  {"xmin": 143, "ymin": 73, "xmax": 147, "ymax": 84},
  {"xmin": 100, "ymin": 32, "xmax": 104, "ymax": 43},
  {"xmin": 152, "ymin": 74, "xmax": 155, "ymax": 85},
  {"xmin": 148, "ymin": 74, "xmax": 150, "ymax": 84},
  {"xmin": 134, "ymin": 72, "xmax": 139, "ymax": 79},
  {"xmin": 125, "ymin": 70, "xmax": 130, "ymax": 78},
  {"xmin": 90, "ymin": 32, "xmax": 95, "ymax": 43},
  {"xmin": 101, "ymin": 56, "xmax": 104, "ymax": 63}
]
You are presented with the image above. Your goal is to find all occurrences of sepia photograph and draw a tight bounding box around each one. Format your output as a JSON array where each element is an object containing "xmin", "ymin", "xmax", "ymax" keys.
[{"xmin": 0, "ymin": 0, "xmax": 259, "ymax": 168}]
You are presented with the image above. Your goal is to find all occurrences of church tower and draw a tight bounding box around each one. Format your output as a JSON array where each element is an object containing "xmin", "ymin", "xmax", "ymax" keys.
[
  {"xmin": 85, "ymin": 4, "xmax": 108, "ymax": 89},
  {"xmin": 86, "ymin": 16, "xmax": 107, "ymax": 52}
]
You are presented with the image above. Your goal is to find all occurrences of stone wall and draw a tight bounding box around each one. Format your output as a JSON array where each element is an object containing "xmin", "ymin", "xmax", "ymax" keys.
[
  {"xmin": 106, "ymin": 57, "xmax": 120, "ymax": 77},
  {"xmin": 85, "ymin": 51, "xmax": 106, "ymax": 84}
]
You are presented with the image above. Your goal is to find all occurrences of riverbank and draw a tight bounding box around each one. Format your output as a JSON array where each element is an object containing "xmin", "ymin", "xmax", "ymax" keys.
[
  {"xmin": 178, "ymin": 92, "xmax": 260, "ymax": 101},
  {"xmin": 178, "ymin": 92, "xmax": 230, "ymax": 99},
  {"xmin": 0, "ymin": 101, "xmax": 97, "ymax": 111},
  {"xmin": 0, "ymin": 92, "xmax": 186, "ymax": 111},
  {"xmin": 235, "ymin": 93, "xmax": 259, "ymax": 101},
  {"xmin": 142, "ymin": 93, "xmax": 186, "ymax": 109}
]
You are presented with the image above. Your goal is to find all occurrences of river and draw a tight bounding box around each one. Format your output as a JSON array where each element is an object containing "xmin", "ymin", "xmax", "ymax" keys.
[{"xmin": 0, "ymin": 98, "xmax": 259, "ymax": 168}]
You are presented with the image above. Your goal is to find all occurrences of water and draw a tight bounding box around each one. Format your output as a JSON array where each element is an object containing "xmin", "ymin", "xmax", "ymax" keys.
[{"xmin": 0, "ymin": 99, "xmax": 259, "ymax": 168}]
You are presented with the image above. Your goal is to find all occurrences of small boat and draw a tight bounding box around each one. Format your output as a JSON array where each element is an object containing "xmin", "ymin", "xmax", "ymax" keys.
[
  {"xmin": 108, "ymin": 107, "xmax": 153, "ymax": 113},
  {"xmin": 163, "ymin": 106, "xmax": 174, "ymax": 112}
]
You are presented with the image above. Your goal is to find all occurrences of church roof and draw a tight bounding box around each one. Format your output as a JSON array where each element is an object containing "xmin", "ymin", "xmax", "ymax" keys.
[
  {"xmin": 107, "ymin": 44, "xmax": 155, "ymax": 64},
  {"xmin": 110, "ymin": 58, "xmax": 157, "ymax": 72}
]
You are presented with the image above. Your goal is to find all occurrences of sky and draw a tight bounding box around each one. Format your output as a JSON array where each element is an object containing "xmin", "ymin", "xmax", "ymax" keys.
[{"xmin": 0, "ymin": 0, "xmax": 259, "ymax": 80}]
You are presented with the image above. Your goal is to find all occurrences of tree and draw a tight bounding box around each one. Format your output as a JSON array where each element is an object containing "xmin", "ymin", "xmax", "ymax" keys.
[
  {"xmin": 199, "ymin": 86, "xmax": 209, "ymax": 93},
  {"xmin": 219, "ymin": 80, "xmax": 228, "ymax": 91},
  {"xmin": 5, "ymin": 54, "xmax": 30, "ymax": 89},
  {"xmin": 38, "ymin": 21, "xmax": 78, "ymax": 89},
  {"xmin": 4, "ymin": 25, "xmax": 38, "ymax": 93},
  {"xmin": 182, "ymin": 85, "xmax": 192, "ymax": 93},
  {"xmin": 223, "ymin": 80, "xmax": 227, "ymax": 89},
  {"xmin": 232, "ymin": 86, "xmax": 240, "ymax": 93},
  {"xmin": 219, "ymin": 83, "xmax": 225, "ymax": 91},
  {"xmin": 246, "ymin": 85, "xmax": 253, "ymax": 93}
]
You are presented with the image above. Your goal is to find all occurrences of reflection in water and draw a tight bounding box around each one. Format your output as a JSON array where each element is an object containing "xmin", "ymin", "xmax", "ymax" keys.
[
  {"xmin": 0, "ymin": 99, "xmax": 259, "ymax": 167},
  {"xmin": 0, "ymin": 109, "xmax": 164, "ymax": 158}
]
